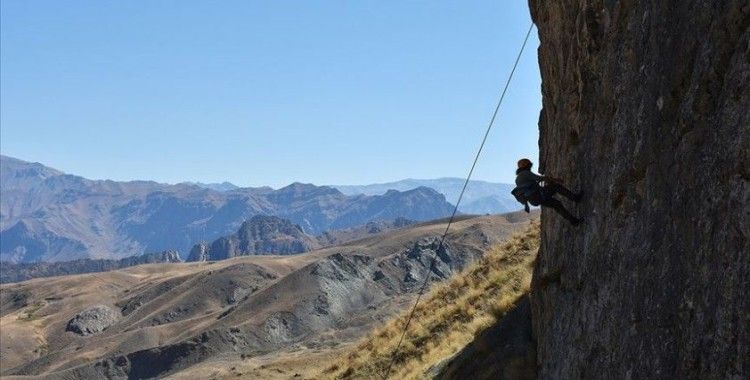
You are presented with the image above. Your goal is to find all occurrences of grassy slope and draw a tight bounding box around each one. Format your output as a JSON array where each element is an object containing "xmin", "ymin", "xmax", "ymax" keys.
[{"xmin": 322, "ymin": 221, "xmax": 540, "ymax": 379}]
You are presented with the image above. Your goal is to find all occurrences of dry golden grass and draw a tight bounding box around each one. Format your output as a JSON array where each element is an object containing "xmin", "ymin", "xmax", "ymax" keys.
[{"xmin": 321, "ymin": 221, "xmax": 540, "ymax": 379}]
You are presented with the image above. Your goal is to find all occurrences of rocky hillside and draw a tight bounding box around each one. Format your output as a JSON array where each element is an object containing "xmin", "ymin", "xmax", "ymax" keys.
[
  {"xmin": 524, "ymin": 1, "xmax": 748, "ymax": 378},
  {"xmin": 0, "ymin": 250, "xmax": 182, "ymax": 284},
  {"xmin": 187, "ymin": 215, "xmax": 320, "ymax": 261},
  {"xmin": 0, "ymin": 155, "xmax": 455, "ymax": 263},
  {"xmin": 322, "ymin": 223, "xmax": 539, "ymax": 379},
  {"xmin": 0, "ymin": 213, "xmax": 535, "ymax": 379}
]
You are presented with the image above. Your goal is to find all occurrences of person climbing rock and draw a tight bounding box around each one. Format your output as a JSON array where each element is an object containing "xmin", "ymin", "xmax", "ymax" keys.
[{"xmin": 511, "ymin": 158, "xmax": 583, "ymax": 225}]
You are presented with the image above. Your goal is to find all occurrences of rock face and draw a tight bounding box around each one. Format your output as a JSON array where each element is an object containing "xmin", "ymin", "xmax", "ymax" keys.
[
  {"xmin": 66, "ymin": 305, "xmax": 120, "ymax": 336},
  {"xmin": 187, "ymin": 215, "xmax": 321, "ymax": 261},
  {"xmin": 187, "ymin": 243, "xmax": 211, "ymax": 262},
  {"xmin": 529, "ymin": 1, "xmax": 749, "ymax": 379}
]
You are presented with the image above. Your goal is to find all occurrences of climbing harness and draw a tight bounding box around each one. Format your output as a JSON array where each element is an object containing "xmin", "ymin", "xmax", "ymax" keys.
[{"xmin": 380, "ymin": 22, "xmax": 535, "ymax": 380}]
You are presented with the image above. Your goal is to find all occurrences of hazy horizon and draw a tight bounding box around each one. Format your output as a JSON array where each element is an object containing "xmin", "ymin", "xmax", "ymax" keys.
[
  {"xmin": 2, "ymin": 153, "xmax": 516, "ymax": 188},
  {"xmin": 1, "ymin": 1, "xmax": 541, "ymax": 188}
]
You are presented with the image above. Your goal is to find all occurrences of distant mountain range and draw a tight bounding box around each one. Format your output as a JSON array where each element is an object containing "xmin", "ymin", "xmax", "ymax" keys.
[
  {"xmin": 181, "ymin": 181, "xmax": 241, "ymax": 192},
  {"xmin": 334, "ymin": 178, "xmax": 518, "ymax": 214},
  {"xmin": 0, "ymin": 155, "xmax": 455, "ymax": 263},
  {"xmin": 191, "ymin": 178, "xmax": 519, "ymax": 214}
]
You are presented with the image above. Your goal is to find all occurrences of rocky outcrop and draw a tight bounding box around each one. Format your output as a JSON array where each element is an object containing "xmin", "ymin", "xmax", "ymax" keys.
[
  {"xmin": 187, "ymin": 243, "xmax": 210, "ymax": 262},
  {"xmin": 0, "ymin": 250, "xmax": 183, "ymax": 284},
  {"xmin": 529, "ymin": 1, "xmax": 749, "ymax": 379},
  {"xmin": 120, "ymin": 250, "xmax": 182, "ymax": 266},
  {"xmin": 66, "ymin": 305, "xmax": 120, "ymax": 336},
  {"xmin": 187, "ymin": 215, "xmax": 321, "ymax": 261}
]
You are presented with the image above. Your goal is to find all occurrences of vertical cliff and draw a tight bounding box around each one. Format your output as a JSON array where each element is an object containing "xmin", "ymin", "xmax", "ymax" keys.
[{"xmin": 528, "ymin": 1, "xmax": 749, "ymax": 378}]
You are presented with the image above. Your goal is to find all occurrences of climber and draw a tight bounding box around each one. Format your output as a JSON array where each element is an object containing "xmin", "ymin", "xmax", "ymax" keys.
[{"xmin": 511, "ymin": 158, "xmax": 584, "ymax": 225}]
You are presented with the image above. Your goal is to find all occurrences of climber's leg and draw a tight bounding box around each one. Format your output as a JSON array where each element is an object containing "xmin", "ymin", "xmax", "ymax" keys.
[
  {"xmin": 544, "ymin": 182, "xmax": 582, "ymax": 202},
  {"xmin": 542, "ymin": 198, "xmax": 582, "ymax": 225}
]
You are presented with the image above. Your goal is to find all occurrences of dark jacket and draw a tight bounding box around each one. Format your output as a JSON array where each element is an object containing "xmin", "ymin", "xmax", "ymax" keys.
[{"xmin": 515, "ymin": 168, "xmax": 543, "ymax": 194}]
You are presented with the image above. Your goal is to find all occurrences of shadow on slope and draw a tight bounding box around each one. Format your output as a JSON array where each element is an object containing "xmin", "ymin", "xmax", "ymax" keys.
[{"xmin": 435, "ymin": 296, "xmax": 535, "ymax": 380}]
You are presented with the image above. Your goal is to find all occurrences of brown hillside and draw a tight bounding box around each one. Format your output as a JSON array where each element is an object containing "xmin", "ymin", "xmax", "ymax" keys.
[
  {"xmin": 321, "ymin": 222, "xmax": 539, "ymax": 379},
  {"xmin": 0, "ymin": 212, "xmax": 537, "ymax": 379}
]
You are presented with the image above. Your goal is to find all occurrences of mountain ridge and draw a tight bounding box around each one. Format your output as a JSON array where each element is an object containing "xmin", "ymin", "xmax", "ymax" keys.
[
  {"xmin": 334, "ymin": 177, "xmax": 517, "ymax": 214},
  {"xmin": 182, "ymin": 177, "xmax": 520, "ymax": 215},
  {"xmin": 0, "ymin": 155, "xmax": 456, "ymax": 263}
]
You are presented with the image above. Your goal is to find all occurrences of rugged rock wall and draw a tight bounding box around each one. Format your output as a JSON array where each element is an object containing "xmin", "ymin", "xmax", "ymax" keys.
[
  {"xmin": 186, "ymin": 215, "xmax": 321, "ymax": 261},
  {"xmin": 529, "ymin": 1, "xmax": 748, "ymax": 379}
]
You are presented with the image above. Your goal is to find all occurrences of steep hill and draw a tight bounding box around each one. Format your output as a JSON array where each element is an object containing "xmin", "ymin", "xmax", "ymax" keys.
[
  {"xmin": 322, "ymin": 223, "xmax": 539, "ymax": 379},
  {"xmin": 0, "ymin": 212, "xmax": 536, "ymax": 379},
  {"xmin": 0, "ymin": 155, "xmax": 455, "ymax": 263}
]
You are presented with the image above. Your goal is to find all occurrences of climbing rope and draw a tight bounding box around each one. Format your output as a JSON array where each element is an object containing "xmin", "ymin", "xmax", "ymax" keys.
[{"xmin": 380, "ymin": 22, "xmax": 535, "ymax": 380}]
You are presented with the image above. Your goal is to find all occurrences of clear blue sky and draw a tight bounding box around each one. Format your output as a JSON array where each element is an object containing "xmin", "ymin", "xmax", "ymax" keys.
[{"xmin": 1, "ymin": 1, "xmax": 540, "ymax": 188}]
